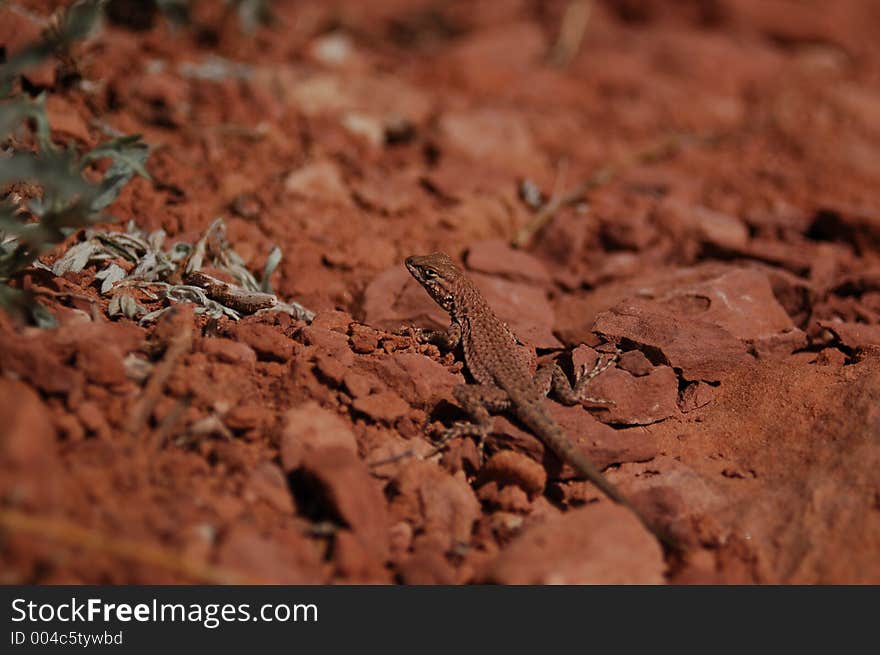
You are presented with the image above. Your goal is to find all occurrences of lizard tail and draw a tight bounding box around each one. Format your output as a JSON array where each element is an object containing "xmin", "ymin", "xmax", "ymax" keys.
[
  {"xmin": 512, "ymin": 399, "xmax": 680, "ymax": 553},
  {"xmin": 512, "ymin": 400, "xmax": 630, "ymax": 504}
]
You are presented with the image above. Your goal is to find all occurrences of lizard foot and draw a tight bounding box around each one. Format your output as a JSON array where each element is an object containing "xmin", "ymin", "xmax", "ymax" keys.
[
  {"xmin": 573, "ymin": 349, "xmax": 620, "ymax": 405},
  {"xmin": 425, "ymin": 421, "xmax": 489, "ymax": 464}
]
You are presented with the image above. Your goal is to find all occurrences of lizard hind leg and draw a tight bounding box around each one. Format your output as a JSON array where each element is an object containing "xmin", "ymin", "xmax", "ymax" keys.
[{"xmin": 430, "ymin": 384, "xmax": 511, "ymax": 461}]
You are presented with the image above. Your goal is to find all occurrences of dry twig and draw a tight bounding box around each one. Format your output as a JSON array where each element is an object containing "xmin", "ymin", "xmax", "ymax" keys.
[
  {"xmin": 0, "ymin": 508, "xmax": 256, "ymax": 584},
  {"xmin": 127, "ymin": 308, "xmax": 194, "ymax": 437},
  {"xmin": 548, "ymin": 0, "xmax": 593, "ymax": 68},
  {"xmin": 513, "ymin": 132, "xmax": 712, "ymax": 248}
]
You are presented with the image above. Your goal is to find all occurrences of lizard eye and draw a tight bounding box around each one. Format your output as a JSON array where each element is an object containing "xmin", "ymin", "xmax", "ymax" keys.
[{"xmin": 422, "ymin": 268, "xmax": 438, "ymax": 280}]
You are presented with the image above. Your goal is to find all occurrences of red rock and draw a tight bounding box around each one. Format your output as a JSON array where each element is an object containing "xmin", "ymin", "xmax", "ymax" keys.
[
  {"xmin": 485, "ymin": 504, "xmax": 665, "ymax": 584},
  {"xmin": 815, "ymin": 348, "xmax": 847, "ymax": 366},
  {"xmin": 342, "ymin": 370, "xmax": 380, "ymax": 399},
  {"xmin": 310, "ymin": 310, "xmax": 352, "ymax": 333},
  {"xmin": 352, "ymin": 390, "xmax": 410, "ymax": 424},
  {"xmin": 593, "ymin": 299, "xmax": 752, "ymax": 382},
  {"xmin": 228, "ymin": 322, "xmax": 293, "ymax": 362},
  {"xmin": 450, "ymin": 22, "xmax": 546, "ymax": 94},
  {"xmin": 390, "ymin": 461, "xmax": 480, "ymax": 549},
  {"xmin": 216, "ymin": 526, "xmax": 323, "ymax": 584},
  {"xmin": 350, "ymin": 169, "xmax": 421, "ymax": 214},
  {"xmin": 656, "ymin": 200, "xmax": 749, "ymax": 250},
  {"xmin": 388, "ymin": 521, "xmax": 413, "ymax": 560},
  {"xmin": 818, "ymin": 321, "xmax": 880, "ymax": 350},
  {"xmin": 679, "ymin": 382, "xmax": 717, "ymax": 413},
  {"xmin": 76, "ymin": 401, "xmax": 111, "ymax": 440},
  {"xmin": 478, "ymin": 450, "xmax": 547, "ymax": 497},
  {"xmin": 199, "ymin": 337, "xmax": 257, "ymax": 366},
  {"xmin": 477, "ymin": 482, "xmax": 533, "ymax": 512},
  {"xmin": 224, "ymin": 404, "xmax": 265, "ymax": 432},
  {"xmin": 570, "ymin": 344, "xmax": 601, "ymax": 373},
  {"xmin": 750, "ymin": 328, "xmax": 808, "ymax": 360},
  {"xmin": 299, "ymin": 326, "xmax": 354, "ymax": 367},
  {"xmin": 280, "ymin": 402, "xmax": 358, "ymax": 471},
  {"xmin": 46, "ymin": 96, "xmax": 92, "ymax": 144},
  {"xmin": 397, "ymin": 549, "xmax": 458, "ymax": 585},
  {"xmin": 133, "ymin": 72, "xmax": 190, "ymax": 126},
  {"xmin": 586, "ymin": 366, "xmax": 681, "ymax": 426},
  {"xmin": 295, "ymin": 447, "xmax": 390, "ymax": 561},
  {"xmin": 658, "ymin": 269, "xmax": 796, "ymax": 342},
  {"xmin": 355, "ymin": 352, "xmax": 459, "ymax": 409},
  {"xmin": 0, "ymin": 380, "xmax": 57, "ymax": 466},
  {"xmin": 349, "ymin": 324, "xmax": 380, "ymax": 353},
  {"xmin": 440, "ymin": 108, "xmax": 539, "ymax": 172},
  {"xmin": 617, "ymin": 349, "xmax": 654, "ymax": 376},
  {"xmin": 693, "ymin": 206, "xmax": 750, "ymax": 250},
  {"xmin": 74, "ymin": 346, "xmax": 128, "ymax": 388},
  {"xmin": 491, "ymin": 399, "xmax": 657, "ymax": 479},
  {"xmin": 466, "ymin": 239, "xmax": 551, "ymax": 285},
  {"xmin": 54, "ymin": 321, "xmax": 144, "ymax": 387},
  {"xmin": 333, "ymin": 529, "xmax": 391, "ymax": 583},
  {"xmin": 0, "ymin": 6, "xmax": 54, "ymax": 87},
  {"xmin": 314, "ymin": 351, "xmax": 348, "ymax": 385},
  {"xmin": 284, "ymin": 160, "xmax": 351, "ymax": 206},
  {"xmin": 243, "ymin": 462, "xmax": 294, "ymax": 513},
  {"xmin": 736, "ymin": 265, "xmax": 816, "ymax": 325}
]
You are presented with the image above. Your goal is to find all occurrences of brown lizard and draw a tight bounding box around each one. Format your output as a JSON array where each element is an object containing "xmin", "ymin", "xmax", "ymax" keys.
[{"xmin": 405, "ymin": 252, "xmax": 674, "ymax": 549}]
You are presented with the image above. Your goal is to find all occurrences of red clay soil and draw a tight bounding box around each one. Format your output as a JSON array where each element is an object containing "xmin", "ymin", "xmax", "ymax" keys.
[{"xmin": 2, "ymin": 0, "xmax": 880, "ymax": 584}]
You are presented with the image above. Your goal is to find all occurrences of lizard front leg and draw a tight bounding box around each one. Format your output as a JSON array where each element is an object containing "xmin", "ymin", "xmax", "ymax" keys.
[{"xmin": 404, "ymin": 322, "xmax": 462, "ymax": 350}]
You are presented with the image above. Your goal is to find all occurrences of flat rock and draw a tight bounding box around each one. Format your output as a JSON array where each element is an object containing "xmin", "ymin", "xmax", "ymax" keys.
[
  {"xmin": 486, "ymin": 504, "xmax": 665, "ymax": 584},
  {"xmin": 355, "ymin": 352, "xmax": 459, "ymax": 409},
  {"xmin": 284, "ymin": 160, "xmax": 351, "ymax": 206},
  {"xmin": 46, "ymin": 96, "xmax": 92, "ymax": 144},
  {"xmin": 818, "ymin": 321, "xmax": 880, "ymax": 349},
  {"xmin": 228, "ymin": 322, "xmax": 293, "ymax": 362},
  {"xmin": 465, "ymin": 239, "xmax": 551, "ymax": 286},
  {"xmin": 440, "ymin": 108, "xmax": 539, "ymax": 172},
  {"xmin": 280, "ymin": 402, "xmax": 358, "ymax": 471},
  {"xmin": 586, "ymin": 366, "xmax": 681, "ymax": 426},
  {"xmin": 53, "ymin": 321, "xmax": 144, "ymax": 387},
  {"xmin": 593, "ymin": 299, "xmax": 752, "ymax": 382},
  {"xmin": 0, "ymin": 379, "xmax": 57, "ymax": 466},
  {"xmin": 656, "ymin": 268, "xmax": 796, "ymax": 344},
  {"xmin": 478, "ymin": 450, "xmax": 547, "ymax": 497},
  {"xmin": 397, "ymin": 549, "xmax": 458, "ymax": 585},
  {"xmin": 243, "ymin": 462, "xmax": 295, "ymax": 514},
  {"xmin": 216, "ymin": 526, "xmax": 323, "ymax": 584},
  {"xmin": 617, "ymin": 349, "xmax": 654, "ymax": 376},
  {"xmin": 352, "ymin": 390, "xmax": 410, "ymax": 424},
  {"xmin": 389, "ymin": 461, "xmax": 480, "ymax": 550},
  {"xmin": 449, "ymin": 22, "xmax": 546, "ymax": 95},
  {"xmin": 199, "ymin": 337, "xmax": 257, "ymax": 366},
  {"xmin": 656, "ymin": 199, "xmax": 749, "ymax": 251},
  {"xmin": 295, "ymin": 447, "xmax": 390, "ymax": 561},
  {"xmin": 490, "ymin": 399, "xmax": 658, "ymax": 479}
]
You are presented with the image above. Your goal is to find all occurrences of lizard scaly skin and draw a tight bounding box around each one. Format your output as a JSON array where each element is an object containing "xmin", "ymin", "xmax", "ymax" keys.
[{"xmin": 405, "ymin": 252, "xmax": 672, "ymax": 548}]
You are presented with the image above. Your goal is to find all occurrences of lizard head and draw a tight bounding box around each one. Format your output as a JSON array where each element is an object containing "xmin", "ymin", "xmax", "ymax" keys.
[{"xmin": 405, "ymin": 252, "xmax": 461, "ymax": 312}]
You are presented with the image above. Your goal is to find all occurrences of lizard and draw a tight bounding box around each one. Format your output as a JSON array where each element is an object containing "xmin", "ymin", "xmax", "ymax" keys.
[{"xmin": 404, "ymin": 252, "xmax": 675, "ymax": 550}]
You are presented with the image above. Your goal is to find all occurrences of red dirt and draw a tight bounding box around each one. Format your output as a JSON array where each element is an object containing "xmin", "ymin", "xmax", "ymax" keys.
[{"xmin": 2, "ymin": 0, "xmax": 880, "ymax": 584}]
